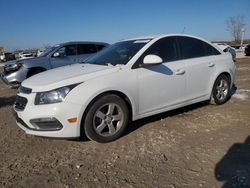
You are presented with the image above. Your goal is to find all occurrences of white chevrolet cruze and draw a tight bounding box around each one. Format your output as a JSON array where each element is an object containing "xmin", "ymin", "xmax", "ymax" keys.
[{"xmin": 13, "ymin": 34, "xmax": 236, "ymax": 143}]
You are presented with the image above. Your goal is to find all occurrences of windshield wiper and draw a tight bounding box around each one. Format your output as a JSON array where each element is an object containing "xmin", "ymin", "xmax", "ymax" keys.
[{"xmin": 106, "ymin": 63, "xmax": 114, "ymax": 66}]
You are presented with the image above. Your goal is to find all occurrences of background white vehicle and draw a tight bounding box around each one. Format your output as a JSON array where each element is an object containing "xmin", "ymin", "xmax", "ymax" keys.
[
  {"xmin": 19, "ymin": 51, "xmax": 34, "ymax": 59},
  {"xmin": 0, "ymin": 54, "xmax": 5, "ymax": 62},
  {"xmin": 213, "ymin": 43, "xmax": 236, "ymax": 61},
  {"xmin": 14, "ymin": 34, "xmax": 236, "ymax": 143}
]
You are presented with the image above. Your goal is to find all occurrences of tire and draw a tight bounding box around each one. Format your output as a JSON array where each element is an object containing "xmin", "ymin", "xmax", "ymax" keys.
[
  {"xmin": 84, "ymin": 94, "xmax": 129, "ymax": 143},
  {"xmin": 27, "ymin": 69, "xmax": 44, "ymax": 78},
  {"xmin": 211, "ymin": 74, "xmax": 230, "ymax": 105}
]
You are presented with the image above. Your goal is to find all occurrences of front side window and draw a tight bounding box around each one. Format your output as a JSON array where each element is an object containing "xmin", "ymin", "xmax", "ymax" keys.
[
  {"xmin": 77, "ymin": 44, "xmax": 97, "ymax": 55},
  {"xmin": 85, "ymin": 40, "xmax": 150, "ymax": 66},
  {"xmin": 132, "ymin": 37, "xmax": 180, "ymax": 69},
  {"xmin": 55, "ymin": 45, "xmax": 77, "ymax": 57},
  {"xmin": 141, "ymin": 37, "xmax": 180, "ymax": 63}
]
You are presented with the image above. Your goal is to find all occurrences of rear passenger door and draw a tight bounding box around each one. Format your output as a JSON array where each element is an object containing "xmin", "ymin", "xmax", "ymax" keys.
[
  {"xmin": 177, "ymin": 36, "xmax": 220, "ymax": 100},
  {"xmin": 76, "ymin": 44, "xmax": 97, "ymax": 63}
]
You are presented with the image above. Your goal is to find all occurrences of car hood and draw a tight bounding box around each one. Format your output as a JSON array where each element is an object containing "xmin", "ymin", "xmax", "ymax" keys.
[
  {"xmin": 4, "ymin": 56, "xmax": 48, "ymax": 67},
  {"xmin": 22, "ymin": 63, "xmax": 119, "ymax": 92}
]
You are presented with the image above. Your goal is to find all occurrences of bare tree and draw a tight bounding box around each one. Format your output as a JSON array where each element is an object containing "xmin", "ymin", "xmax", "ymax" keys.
[{"xmin": 226, "ymin": 16, "xmax": 245, "ymax": 44}]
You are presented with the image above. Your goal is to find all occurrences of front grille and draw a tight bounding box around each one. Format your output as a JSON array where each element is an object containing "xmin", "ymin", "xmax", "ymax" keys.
[
  {"xmin": 17, "ymin": 86, "xmax": 32, "ymax": 94},
  {"xmin": 14, "ymin": 96, "xmax": 28, "ymax": 111}
]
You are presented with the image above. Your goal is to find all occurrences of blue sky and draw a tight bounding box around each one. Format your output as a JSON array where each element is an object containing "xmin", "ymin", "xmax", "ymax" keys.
[{"xmin": 0, "ymin": 0, "xmax": 249, "ymax": 51}]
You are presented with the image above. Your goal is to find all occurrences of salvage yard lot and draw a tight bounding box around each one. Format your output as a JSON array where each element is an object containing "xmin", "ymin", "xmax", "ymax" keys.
[{"xmin": 0, "ymin": 58, "xmax": 250, "ymax": 187}]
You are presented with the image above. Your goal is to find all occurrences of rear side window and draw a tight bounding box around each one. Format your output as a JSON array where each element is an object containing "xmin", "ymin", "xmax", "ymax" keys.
[
  {"xmin": 96, "ymin": 45, "xmax": 106, "ymax": 51},
  {"xmin": 178, "ymin": 36, "xmax": 220, "ymax": 59},
  {"xmin": 77, "ymin": 44, "xmax": 97, "ymax": 54},
  {"xmin": 66, "ymin": 45, "xmax": 77, "ymax": 56},
  {"xmin": 203, "ymin": 42, "xmax": 221, "ymax": 55},
  {"xmin": 142, "ymin": 37, "xmax": 180, "ymax": 62}
]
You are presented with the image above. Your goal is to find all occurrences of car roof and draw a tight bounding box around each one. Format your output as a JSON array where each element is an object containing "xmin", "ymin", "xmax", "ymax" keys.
[
  {"xmin": 58, "ymin": 41, "xmax": 109, "ymax": 46},
  {"xmin": 122, "ymin": 34, "xmax": 224, "ymax": 54},
  {"xmin": 123, "ymin": 34, "xmax": 209, "ymax": 42}
]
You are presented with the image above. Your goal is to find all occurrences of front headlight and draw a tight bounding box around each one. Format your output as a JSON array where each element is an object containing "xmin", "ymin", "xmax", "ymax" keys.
[
  {"xmin": 35, "ymin": 84, "xmax": 79, "ymax": 105},
  {"xmin": 5, "ymin": 63, "xmax": 22, "ymax": 71}
]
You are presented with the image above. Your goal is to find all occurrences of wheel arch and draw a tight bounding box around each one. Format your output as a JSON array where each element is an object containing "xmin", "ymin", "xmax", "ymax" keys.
[
  {"xmin": 79, "ymin": 90, "xmax": 134, "ymax": 137},
  {"xmin": 214, "ymin": 71, "xmax": 232, "ymax": 86},
  {"xmin": 210, "ymin": 71, "xmax": 233, "ymax": 95},
  {"xmin": 27, "ymin": 67, "xmax": 47, "ymax": 78}
]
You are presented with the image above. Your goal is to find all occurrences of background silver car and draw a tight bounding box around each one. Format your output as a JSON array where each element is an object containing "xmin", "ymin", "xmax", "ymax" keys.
[{"xmin": 0, "ymin": 41, "xmax": 108, "ymax": 87}]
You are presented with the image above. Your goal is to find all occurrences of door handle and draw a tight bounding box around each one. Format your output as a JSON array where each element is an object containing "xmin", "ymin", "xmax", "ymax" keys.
[
  {"xmin": 208, "ymin": 62, "xmax": 215, "ymax": 67},
  {"xmin": 174, "ymin": 69, "xmax": 185, "ymax": 75}
]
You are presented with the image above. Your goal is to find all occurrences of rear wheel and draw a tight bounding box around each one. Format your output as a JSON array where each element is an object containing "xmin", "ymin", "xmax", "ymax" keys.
[
  {"xmin": 211, "ymin": 74, "xmax": 230, "ymax": 105},
  {"xmin": 84, "ymin": 95, "xmax": 129, "ymax": 143}
]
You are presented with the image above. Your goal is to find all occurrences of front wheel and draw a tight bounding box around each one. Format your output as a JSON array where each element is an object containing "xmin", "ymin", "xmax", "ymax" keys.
[
  {"xmin": 211, "ymin": 74, "xmax": 230, "ymax": 105},
  {"xmin": 84, "ymin": 95, "xmax": 129, "ymax": 143}
]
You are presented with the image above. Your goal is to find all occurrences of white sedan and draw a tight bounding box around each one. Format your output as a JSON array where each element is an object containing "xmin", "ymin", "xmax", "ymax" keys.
[{"xmin": 13, "ymin": 34, "xmax": 236, "ymax": 143}]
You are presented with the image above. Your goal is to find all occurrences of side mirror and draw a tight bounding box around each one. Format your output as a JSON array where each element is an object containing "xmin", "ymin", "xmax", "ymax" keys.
[
  {"xmin": 53, "ymin": 52, "xmax": 60, "ymax": 58},
  {"xmin": 143, "ymin": 54, "xmax": 163, "ymax": 65}
]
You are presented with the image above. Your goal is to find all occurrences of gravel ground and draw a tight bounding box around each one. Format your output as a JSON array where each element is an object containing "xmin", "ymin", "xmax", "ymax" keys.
[{"xmin": 0, "ymin": 58, "xmax": 250, "ymax": 188}]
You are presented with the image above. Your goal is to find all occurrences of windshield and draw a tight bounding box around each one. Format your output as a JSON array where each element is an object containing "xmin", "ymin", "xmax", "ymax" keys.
[
  {"xmin": 39, "ymin": 46, "xmax": 57, "ymax": 57},
  {"xmin": 85, "ymin": 39, "xmax": 150, "ymax": 66}
]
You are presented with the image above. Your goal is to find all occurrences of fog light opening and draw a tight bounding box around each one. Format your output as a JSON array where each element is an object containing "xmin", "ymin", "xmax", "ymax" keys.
[{"xmin": 29, "ymin": 117, "xmax": 63, "ymax": 131}]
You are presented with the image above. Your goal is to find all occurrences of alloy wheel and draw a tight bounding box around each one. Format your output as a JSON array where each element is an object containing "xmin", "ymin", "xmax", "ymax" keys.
[
  {"xmin": 216, "ymin": 79, "xmax": 229, "ymax": 101},
  {"xmin": 93, "ymin": 103, "xmax": 124, "ymax": 137}
]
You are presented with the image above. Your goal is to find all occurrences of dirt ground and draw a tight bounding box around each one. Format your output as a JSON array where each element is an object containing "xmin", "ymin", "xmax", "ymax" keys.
[{"xmin": 0, "ymin": 58, "xmax": 250, "ymax": 188}]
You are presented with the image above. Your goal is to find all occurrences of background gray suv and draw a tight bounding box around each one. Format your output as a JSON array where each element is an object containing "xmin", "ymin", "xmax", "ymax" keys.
[{"xmin": 1, "ymin": 41, "xmax": 108, "ymax": 87}]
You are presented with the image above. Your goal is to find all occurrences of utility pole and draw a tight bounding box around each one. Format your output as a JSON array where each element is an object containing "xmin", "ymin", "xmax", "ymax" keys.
[{"xmin": 240, "ymin": 24, "xmax": 245, "ymax": 49}]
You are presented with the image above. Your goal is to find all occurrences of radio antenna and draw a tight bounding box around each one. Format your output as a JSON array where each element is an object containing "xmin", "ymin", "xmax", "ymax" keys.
[{"xmin": 182, "ymin": 26, "xmax": 186, "ymax": 33}]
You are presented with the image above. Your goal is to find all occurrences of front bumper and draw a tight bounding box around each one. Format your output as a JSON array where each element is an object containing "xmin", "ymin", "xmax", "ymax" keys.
[
  {"xmin": 0, "ymin": 68, "xmax": 28, "ymax": 88},
  {"xmin": 13, "ymin": 110, "xmax": 63, "ymax": 131},
  {"xmin": 13, "ymin": 93, "xmax": 85, "ymax": 138},
  {"xmin": 0, "ymin": 73, "xmax": 10, "ymax": 85}
]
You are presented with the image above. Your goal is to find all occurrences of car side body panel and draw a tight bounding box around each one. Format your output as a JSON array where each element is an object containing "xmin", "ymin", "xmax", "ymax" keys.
[
  {"xmin": 184, "ymin": 55, "xmax": 217, "ymax": 101},
  {"xmin": 136, "ymin": 60, "xmax": 186, "ymax": 115}
]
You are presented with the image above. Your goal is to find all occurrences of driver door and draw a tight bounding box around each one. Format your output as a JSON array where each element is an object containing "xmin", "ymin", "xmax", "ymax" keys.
[{"xmin": 135, "ymin": 37, "xmax": 186, "ymax": 115}]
